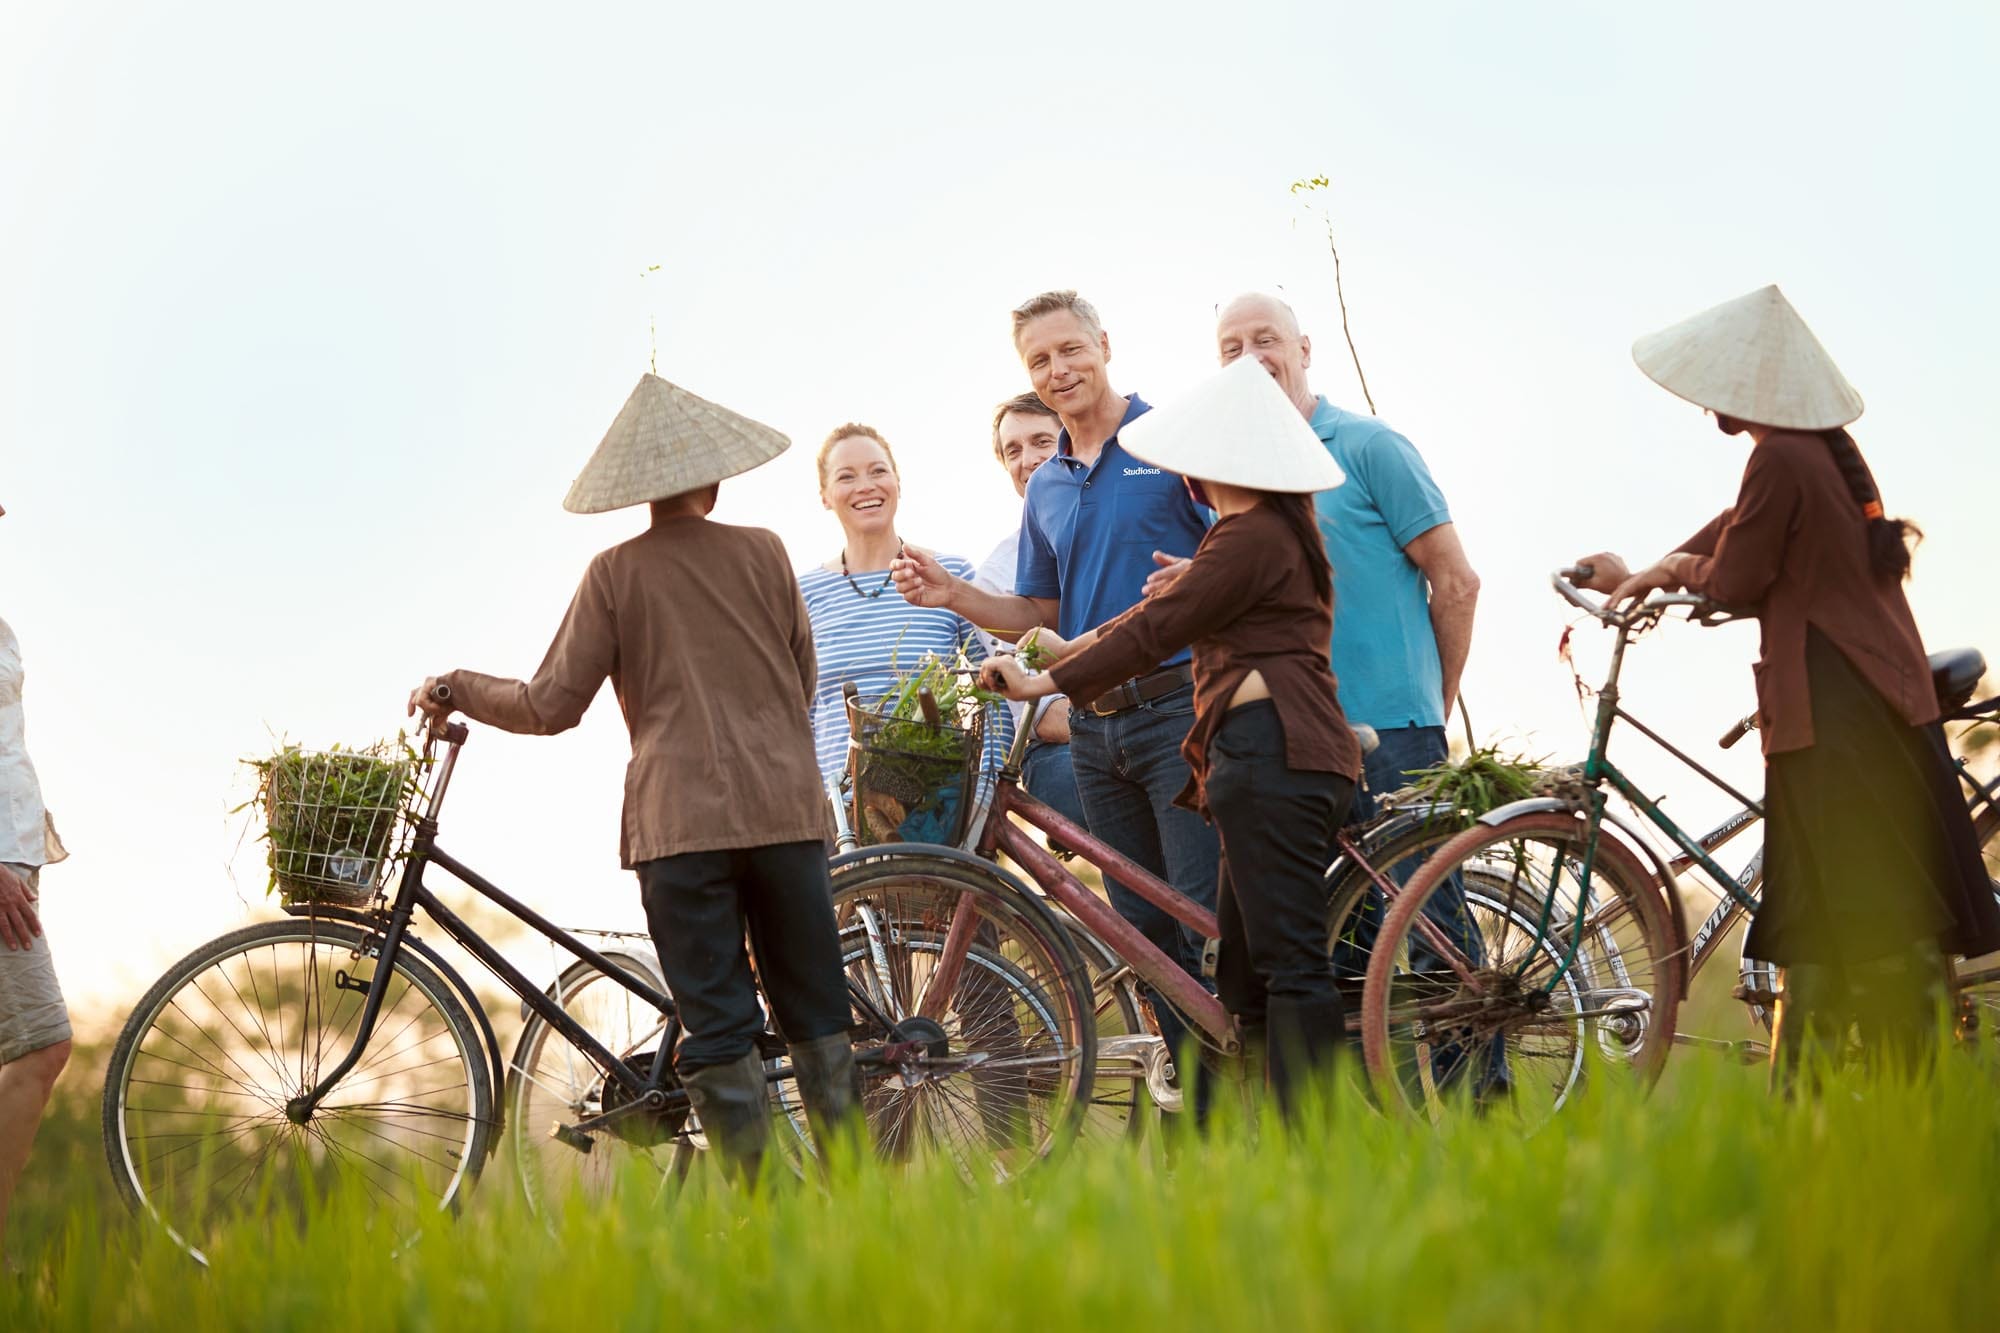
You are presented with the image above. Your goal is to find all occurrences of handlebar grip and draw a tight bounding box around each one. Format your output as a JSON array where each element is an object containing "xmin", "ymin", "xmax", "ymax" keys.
[
  {"xmin": 841, "ymin": 681, "xmax": 861, "ymax": 701},
  {"xmin": 1718, "ymin": 714, "xmax": 1756, "ymax": 750},
  {"xmin": 1569, "ymin": 562, "xmax": 1595, "ymax": 582},
  {"xmin": 917, "ymin": 687, "xmax": 943, "ymax": 728},
  {"xmin": 430, "ymin": 682, "xmax": 454, "ymax": 704}
]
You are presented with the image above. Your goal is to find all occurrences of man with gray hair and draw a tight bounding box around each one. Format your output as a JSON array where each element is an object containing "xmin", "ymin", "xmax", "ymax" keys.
[{"xmin": 894, "ymin": 292, "xmax": 1218, "ymax": 1084}]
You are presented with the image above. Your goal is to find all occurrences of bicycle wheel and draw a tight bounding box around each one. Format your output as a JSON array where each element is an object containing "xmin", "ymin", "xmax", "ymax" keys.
[
  {"xmin": 506, "ymin": 951, "xmax": 697, "ymax": 1216},
  {"xmin": 827, "ymin": 852, "xmax": 1096, "ymax": 1182},
  {"xmin": 1358, "ymin": 812, "xmax": 1683, "ymax": 1128},
  {"xmin": 101, "ymin": 918, "xmax": 493, "ymax": 1261}
]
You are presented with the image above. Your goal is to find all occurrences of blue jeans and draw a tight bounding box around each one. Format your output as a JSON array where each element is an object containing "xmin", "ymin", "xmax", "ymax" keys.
[
  {"xmin": 1066, "ymin": 682, "xmax": 1221, "ymax": 1069},
  {"xmin": 1343, "ymin": 723, "xmax": 1502, "ymax": 1093},
  {"xmin": 1022, "ymin": 739, "xmax": 1088, "ymax": 838}
]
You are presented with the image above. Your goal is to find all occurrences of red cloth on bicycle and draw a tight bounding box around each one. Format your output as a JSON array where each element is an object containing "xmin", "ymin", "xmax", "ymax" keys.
[
  {"xmin": 1673, "ymin": 430, "xmax": 1936, "ymax": 755},
  {"xmin": 440, "ymin": 516, "xmax": 828, "ymax": 865},
  {"xmin": 1048, "ymin": 503, "xmax": 1360, "ymax": 816}
]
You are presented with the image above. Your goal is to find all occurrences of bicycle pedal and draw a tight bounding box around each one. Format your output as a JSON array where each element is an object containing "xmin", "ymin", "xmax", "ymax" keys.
[
  {"xmin": 1731, "ymin": 983, "xmax": 1779, "ymax": 1007},
  {"xmin": 549, "ymin": 1121, "xmax": 595, "ymax": 1155}
]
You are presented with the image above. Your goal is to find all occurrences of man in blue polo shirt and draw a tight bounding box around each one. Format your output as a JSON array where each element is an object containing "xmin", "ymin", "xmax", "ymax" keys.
[{"xmin": 892, "ymin": 290, "xmax": 1218, "ymax": 1076}]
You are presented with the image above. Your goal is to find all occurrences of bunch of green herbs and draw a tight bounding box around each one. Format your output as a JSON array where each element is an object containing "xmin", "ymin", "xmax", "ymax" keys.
[{"xmin": 1399, "ymin": 744, "xmax": 1548, "ymax": 821}]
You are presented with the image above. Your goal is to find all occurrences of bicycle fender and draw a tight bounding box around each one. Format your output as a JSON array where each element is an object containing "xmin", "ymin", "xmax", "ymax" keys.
[
  {"xmin": 519, "ymin": 948, "xmax": 666, "ymax": 1021},
  {"xmin": 1475, "ymin": 798, "xmax": 1692, "ymax": 966}
]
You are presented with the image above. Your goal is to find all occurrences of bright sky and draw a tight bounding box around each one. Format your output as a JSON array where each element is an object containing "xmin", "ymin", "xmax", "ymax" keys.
[{"xmin": 5, "ymin": 1, "xmax": 1996, "ymax": 1019}]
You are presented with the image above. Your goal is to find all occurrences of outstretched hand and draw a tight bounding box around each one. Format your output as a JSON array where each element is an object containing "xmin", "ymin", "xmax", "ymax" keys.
[
  {"xmin": 1141, "ymin": 551, "xmax": 1190, "ymax": 599},
  {"xmin": 890, "ymin": 545, "xmax": 959, "ymax": 609}
]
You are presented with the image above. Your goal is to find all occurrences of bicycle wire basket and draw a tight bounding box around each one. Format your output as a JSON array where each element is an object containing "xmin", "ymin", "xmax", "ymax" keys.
[
  {"xmin": 247, "ymin": 739, "xmax": 435, "ymax": 908},
  {"xmin": 845, "ymin": 692, "xmax": 987, "ymax": 848}
]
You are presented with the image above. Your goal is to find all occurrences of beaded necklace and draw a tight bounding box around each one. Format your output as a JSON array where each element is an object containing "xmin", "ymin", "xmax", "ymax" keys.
[{"xmin": 840, "ymin": 539, "xmax": 905, "ymax": 599}]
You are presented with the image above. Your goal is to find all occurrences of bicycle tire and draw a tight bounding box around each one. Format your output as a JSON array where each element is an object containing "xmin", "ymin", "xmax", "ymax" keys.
[
  {"xmin": 101, "ymin": 918, "xmax": 493, "ymax": 1262},
  {"xmin": 826, "ymin": 851, "xmax": 1096, "ymax": 1181},
  {"xmin": 1358, "ymin": 811, "xmax": 1683, "ymax": 1127},
  {"xmin": 506, "ymin": 951, "xmax": 697, "ymax": 1217}
]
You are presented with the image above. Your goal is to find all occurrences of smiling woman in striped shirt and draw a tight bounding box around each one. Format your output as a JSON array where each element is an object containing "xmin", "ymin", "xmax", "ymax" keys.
[{"xmin": 799, "ymin": 424, "xmax": 1010, "ymax": 827}]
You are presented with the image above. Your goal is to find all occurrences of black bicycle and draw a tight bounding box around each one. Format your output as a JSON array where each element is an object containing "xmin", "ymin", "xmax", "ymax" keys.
[{"xmin": 100, "ymin": 715, "xmax": 1096, "ymax": 1262}]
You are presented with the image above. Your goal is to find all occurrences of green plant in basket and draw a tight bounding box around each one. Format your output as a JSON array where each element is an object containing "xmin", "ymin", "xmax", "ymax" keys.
[
  {"xmin": 854, "ymin": 653, "xmax": 999, "ymax": 843},
  {"xmin": 245, "ymin": 737, "xmax": 426, "ymax": 902}
]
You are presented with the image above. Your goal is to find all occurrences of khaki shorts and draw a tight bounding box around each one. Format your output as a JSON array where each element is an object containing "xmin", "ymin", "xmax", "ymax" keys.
[{"xmin": 0, "ymin": 864, "xmax": 71, "ymax": 1063}]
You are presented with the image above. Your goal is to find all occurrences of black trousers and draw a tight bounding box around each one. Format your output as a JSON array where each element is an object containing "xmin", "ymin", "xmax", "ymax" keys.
[
  {"xmin": 1205, "ymin": 702, "xmax": 1356, "ymax": 1106},
  {"xmin": 637, "ymin": 840, "xmax": 853, "ymax": 1072}
]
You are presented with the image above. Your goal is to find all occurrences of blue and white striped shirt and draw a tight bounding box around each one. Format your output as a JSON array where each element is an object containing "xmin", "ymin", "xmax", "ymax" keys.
[{"xmin": 798, "ymin": 556, "xmax": 1012, "ymax": 783}]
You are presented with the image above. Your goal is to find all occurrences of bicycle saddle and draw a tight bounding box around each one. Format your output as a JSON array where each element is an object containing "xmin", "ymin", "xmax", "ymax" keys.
[{"xmin": 1929, "ymin": 647, "xmax": 1986, "ymax": 710}]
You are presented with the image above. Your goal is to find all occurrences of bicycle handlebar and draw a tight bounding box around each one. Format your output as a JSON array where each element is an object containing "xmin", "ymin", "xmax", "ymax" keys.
[
  {"xmin": 421, "ymin": 682, "xmax": 469, "ymax": 747},
  {"xmin": 1718, "ymin": 713, "xmax": 1758, "ymax": 750},
  {"xmin": 1550, "ymin": 568, "xmax": 1749, "ymax": 631}
]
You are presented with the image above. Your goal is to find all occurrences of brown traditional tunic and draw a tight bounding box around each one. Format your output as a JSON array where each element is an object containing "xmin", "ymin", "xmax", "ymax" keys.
[
  {"xmin": 1674, "ymin": 430, "xmax": 1936, "ymax": 755},
  {"xmin": 442, "ymin": 517, "xmax": 827, "ymax": 866},
  {"xmin": 1049, "ymin": 503, "xmax": 1360, "ymax": 816}
]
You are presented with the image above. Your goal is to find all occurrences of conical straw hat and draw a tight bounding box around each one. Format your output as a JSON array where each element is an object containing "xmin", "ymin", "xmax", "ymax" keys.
[
  {"xmin": 1118, "ymin": 356, "xmax": 1346, "ymax": 493},
  {"xmin": 562, "ymin": 374, "xmax": 791, "ymax": 513},
  {"xmin": 1632, "ymin": 285, "xmax": 1863, "ymax": 431}
]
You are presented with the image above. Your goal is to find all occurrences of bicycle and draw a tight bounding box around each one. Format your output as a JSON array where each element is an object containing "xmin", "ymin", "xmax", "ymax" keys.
[
  {"xmin": 825, "ymin": 674, "xmax": 1576, "ymax": 1136},
  {"xmin": 1356, "ymin": 568, "xmax": 1998, "ymax": 1123},
  {"xmin": 1349, "ymin": 570, "xmax": 1737, "ymax": 1125},
  {"xmin": 101, "ymin": 712, "xmax": 1097, "ymax": 1261},
  {"xmin": 1566, "ymin": 644, "xmax": 1997, "ymax": 1060}
]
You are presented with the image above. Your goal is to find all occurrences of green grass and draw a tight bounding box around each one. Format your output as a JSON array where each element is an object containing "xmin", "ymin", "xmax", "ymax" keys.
[{"xmin": 7, "ymin": 1042, "xmax": 1996, "ymax": 1330}]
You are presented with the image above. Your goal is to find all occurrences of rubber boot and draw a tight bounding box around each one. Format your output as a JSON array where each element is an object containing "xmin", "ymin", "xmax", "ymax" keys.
[
  {"xmin": 1769, "ymin": 963, "xmax": 1848, "ymax": 1098},
  {"xmin": 1266, "ymin": 992, "xmax": 1345, "ymax": 1120},
  {"xmin": 1848, "ymin": 941, "xmax": 1950, "ymax": 1077},
  {"xmin": 682, "ymin": 1049, "xmax": 771, "ymax": 1180},
  {"xmin": 788, "ymin": 1031, "xmax": 867, "ymax": 1158}
]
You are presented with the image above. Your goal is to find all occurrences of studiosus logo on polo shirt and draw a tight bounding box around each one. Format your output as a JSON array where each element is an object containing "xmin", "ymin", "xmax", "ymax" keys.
[{"xmin": 1122, "ymin": 466, "xmax": 1162, "ymax": 476}]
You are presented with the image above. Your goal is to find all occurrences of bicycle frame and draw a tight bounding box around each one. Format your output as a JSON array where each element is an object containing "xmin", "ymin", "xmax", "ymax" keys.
[
  {"xmin": 291, "ymin": 727, "xmax": 900, "ymax": 1130},
  {"xmin": 979, "ymin": 779, "xmax": 1235, "ymax": 1051}
]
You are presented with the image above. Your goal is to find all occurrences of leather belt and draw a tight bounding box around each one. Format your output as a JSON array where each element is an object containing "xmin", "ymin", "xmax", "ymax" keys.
[{"xmin": 1085, "ymin": 664, "xmax": 1195, "ymax": 717}]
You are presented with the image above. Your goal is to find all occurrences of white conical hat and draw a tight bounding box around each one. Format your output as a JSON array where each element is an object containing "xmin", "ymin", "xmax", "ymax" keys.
[
  {"xmin": 1632, "ymin": 285, "xmax": 1863, "ymax": 431},
  {"xmin": 562, "ymin": 374, "xmax": 791, "ymax": 513},
  {"xmin": 1118, "ymin": 356, "xmax": 1345, "ymax": 494}
]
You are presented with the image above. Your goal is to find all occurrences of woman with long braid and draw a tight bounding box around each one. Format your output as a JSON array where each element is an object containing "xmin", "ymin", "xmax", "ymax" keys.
[{"xmin": 1574, "ymin": 286, "xmax": 2000, "ymax": 1087}]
